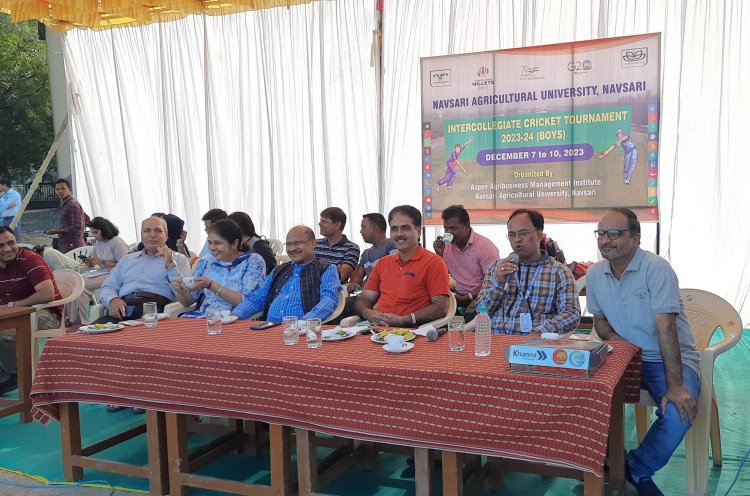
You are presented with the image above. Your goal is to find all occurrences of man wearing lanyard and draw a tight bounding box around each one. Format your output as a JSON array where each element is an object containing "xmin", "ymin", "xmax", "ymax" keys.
[{"xmin": 476, "ymin": 209, "xmax": 580, "ymax": 334}]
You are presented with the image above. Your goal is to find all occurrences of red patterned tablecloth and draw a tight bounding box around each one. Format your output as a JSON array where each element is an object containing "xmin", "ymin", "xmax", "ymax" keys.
[{"xmin": 31, "ymin": 319, "xmax": 641, "ymax": 476}]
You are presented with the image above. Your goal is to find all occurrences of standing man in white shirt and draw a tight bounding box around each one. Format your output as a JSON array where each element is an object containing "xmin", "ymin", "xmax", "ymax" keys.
[{"xmin": 0, "ymin": 179, "xmax": 23, "ymax": 242}]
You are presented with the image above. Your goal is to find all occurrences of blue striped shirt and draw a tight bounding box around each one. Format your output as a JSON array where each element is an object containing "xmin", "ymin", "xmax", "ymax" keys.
[
  {"xmin": 235, "ymin": 260, "xmax": 340, "ymax": 322},
  {"xmin": 314, "ymin": 235, "xmax": 360, "ymax": 269}
]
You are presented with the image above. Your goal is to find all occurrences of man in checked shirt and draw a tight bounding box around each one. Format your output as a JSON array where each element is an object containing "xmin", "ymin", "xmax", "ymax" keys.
[{"xmin": 475, "ymin": 209, "xmax": 580, "ymax": 335}]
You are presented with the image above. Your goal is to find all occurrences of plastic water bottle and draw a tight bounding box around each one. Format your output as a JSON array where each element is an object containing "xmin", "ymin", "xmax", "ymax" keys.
[{"xmin": 474, "ymin": 305, "xmax": 492, "ymax": 356}]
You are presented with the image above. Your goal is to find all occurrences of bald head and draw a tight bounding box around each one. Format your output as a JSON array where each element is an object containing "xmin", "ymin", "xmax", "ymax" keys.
[
  {"xmin": 285, "ymin": 225, "xmax": 316, "ymax": 264},
  {"xmin": 141, "ymin": 216, "xmax": 168, "ymax": 254}
]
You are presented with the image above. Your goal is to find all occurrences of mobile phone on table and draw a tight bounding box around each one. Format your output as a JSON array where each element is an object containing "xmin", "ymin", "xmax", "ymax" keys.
[{"xmin": 250, "ymin": 321, "xmax": 279, "ymax": 330}]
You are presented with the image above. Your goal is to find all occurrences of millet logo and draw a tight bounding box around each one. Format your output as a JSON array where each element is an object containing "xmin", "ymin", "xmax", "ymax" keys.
[
  {"xmin": 430, "ymin": 69, "xmax": 451, "ymax": 87},
  {"xmin": 622, "ymin": 47, "xmax": 648, "ymax": 67},
  {"xmin": 473, "ymin": 65, "xmax": 494, "ymax": 88}
]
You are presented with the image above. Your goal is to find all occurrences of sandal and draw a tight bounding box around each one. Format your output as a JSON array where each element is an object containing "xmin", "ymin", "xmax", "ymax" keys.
[{"xmin": 106, "ymin": 404, "xmax": 126, "ymax": 412}]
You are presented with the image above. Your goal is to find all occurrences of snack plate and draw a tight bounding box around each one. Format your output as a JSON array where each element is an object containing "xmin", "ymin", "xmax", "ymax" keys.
[
  {"xmin": 79, "ymin": 324, "xmax": 125, "ymax": 334},
  {"xmin": 322, "ymin": 328, "xmax": 357, "ymax": 341}
]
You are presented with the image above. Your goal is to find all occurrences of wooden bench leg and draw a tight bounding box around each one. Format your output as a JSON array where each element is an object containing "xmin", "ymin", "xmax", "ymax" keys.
[
  {"xmin": 270, "ymin": 424, "xmax": 293, "ymax": 496},
  {"xmin": 59, "ymin": 402, "xmax": 83, "ymax": 481},
  {"xmin": 146, "ymin": 410, "xmax": 168, "ymax": 495},
  {"xmin": 414, "ymin": 447, "xmax": 433, "ymax": 496},
  {"xmin": 441, "ymin": 450, "xmax": 462, "ymax": 496},
  {"xmin": 165, "ymin": 412, "xmax": 189, "ymax": 496}
]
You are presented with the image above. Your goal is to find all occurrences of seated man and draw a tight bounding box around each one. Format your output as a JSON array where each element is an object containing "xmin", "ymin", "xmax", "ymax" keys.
[
  {"xmin": 346, "ymin": 213, "xmax": 397, "ymax": 293},
  {"xmin": 433, "ymin": 204, "xmax": 498, "ymax": 318},
  {"xmin": 96, "ymin": 217, "xmax": 191, "ymax": 323},
  {"xmin": 234, "ymin": 226, "xmax": 340, "ymax": 322},
  {"xmin": 314, "ymin": 207, "xmax": 360, "ymax": 283},
  {"xmin": 0, "ymin": 226, "xmax": 62, "ymax": 386},
  {"xmin": 355, "ymin": 205, "xmax": 450, "ymax": 327},
  {"xmin": 586, "ymin": 208, "xmax": 700, "ymax": 496},
  {"xmin": 476, "ymin": 209, "xmax": 579, "ymax": 335}
]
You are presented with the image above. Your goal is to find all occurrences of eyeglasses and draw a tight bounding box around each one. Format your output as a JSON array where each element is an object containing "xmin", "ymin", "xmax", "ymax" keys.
[
  {"xmin": 284, "ymin": 239, "xmax": 312, "ymax": 249},
  {"xmin": 594, "ymin": 229, "xmax": 630, "ymax": 240},
  {"xmin": 506, "ymin": 229, "xmax": 539, "ymax": 240}
]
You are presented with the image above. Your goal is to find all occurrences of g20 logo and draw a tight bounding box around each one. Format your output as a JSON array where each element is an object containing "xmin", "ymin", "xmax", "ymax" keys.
[{"xmin": 567, "ymin": 59, "xmax": 592, "ymax": 72}]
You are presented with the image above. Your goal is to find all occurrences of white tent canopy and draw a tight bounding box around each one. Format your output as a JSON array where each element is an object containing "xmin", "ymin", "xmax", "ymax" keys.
[{"xmin": 62, "ymin": 0, "xmax": 750, "ymax": 322}]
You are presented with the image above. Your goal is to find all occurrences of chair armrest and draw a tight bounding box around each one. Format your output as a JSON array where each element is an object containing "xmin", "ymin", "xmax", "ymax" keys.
[
  {"xmin": 340, "ymin": 315, "xmax": 362, "ymax": 327},
  {"xmin": 165, "ymin": 301, "xmax": 194, "ymax": 317},
  {"xmin": 703, "ymin": 329, "xmax": 743, "ymax": 362},
  {"xmin": 89, "ymin": 303, "xmax": 105, "ymax": 321}
]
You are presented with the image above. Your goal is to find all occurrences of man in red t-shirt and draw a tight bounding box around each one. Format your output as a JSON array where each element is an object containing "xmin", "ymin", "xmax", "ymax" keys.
[
  {"xmin": 0, "ymin": 227, "xmax": 62, "ymax": 389},
  {"xmin": 354, "ymin": 205, "xmax": 450, "ymax": 327}
]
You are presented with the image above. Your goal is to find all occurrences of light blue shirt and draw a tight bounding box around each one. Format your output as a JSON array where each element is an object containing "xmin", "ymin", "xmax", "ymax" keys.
[
  {"xmin": 586, "ymin": 247, "xmax": 700, "ymax": 374},
  {"xmin": 235, "ymin": 260, "xmax": 340, "ymax": 322},
  {"xmin": 100, "ymin": 249, "xmax": 191, "ymax": 313},
  {"xmin": 0, "ymin": 188, "xmax": 22, "ymax": 218}
]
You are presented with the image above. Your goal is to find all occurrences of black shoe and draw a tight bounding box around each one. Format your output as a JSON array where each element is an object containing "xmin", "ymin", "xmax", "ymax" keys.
[
  {"xmin": 400, "ymin": 457, "xmax": 415, "ymax": 478},
  {"xmin": 625, "ymin": 461, "xmax": 664, "ymax": 496},
  {"xmin": 0, "ymin": 374, "xmax": 17, "ymax": 395}
]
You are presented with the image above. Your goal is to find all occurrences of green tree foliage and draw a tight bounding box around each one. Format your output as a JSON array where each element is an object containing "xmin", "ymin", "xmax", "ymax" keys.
[{"xmin": 0, "ymin": 13, "xmax": 54, "ymax": 182}]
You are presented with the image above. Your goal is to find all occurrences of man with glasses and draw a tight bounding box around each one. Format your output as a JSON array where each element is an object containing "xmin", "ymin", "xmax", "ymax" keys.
[
  {"xmin": 586, "ymin": 208, "xmax": 699, "ymax": 496},
  {"xmin": 235, "ymin": 226, "xmax": 340, "ymax": 322},
  {"xmin": 476, "ymin": 208, "xmax": 579, "ymax": 335}
]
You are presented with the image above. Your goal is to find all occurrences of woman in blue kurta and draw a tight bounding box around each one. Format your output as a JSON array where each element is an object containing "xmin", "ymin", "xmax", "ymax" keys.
[{"xmin": 174, "ymin": 219, "xmax": 265, "ymax": 317}]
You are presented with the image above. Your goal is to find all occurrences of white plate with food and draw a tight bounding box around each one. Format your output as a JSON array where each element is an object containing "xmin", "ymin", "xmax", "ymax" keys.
[
  {"xmin": 79, "ymin": 323, "xmax": 125, "ymax": 334},
  {"xmin": 322, "ymin": 327, "xmax": 357, "ymax": 341},
  {"xmin": 370, "ymin": 328, "xmax": 417, "ymax": 344},
  {"xmin": 382, "ymin": 342, "xmax": 415, "ymax": 354}
]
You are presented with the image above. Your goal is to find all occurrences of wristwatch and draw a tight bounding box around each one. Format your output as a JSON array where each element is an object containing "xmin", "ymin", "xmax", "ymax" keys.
[{"xmin": 164, "ymin": 260, "xmax": 176, "ymax": 269}]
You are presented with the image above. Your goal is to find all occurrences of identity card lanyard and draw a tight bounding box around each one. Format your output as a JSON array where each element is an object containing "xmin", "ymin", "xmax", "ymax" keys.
[{"xmin": 513, "ymin": 264, "xmax": 543, "ymax": 334}]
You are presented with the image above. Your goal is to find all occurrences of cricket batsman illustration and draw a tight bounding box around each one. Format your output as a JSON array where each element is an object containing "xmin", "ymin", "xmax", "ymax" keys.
[
  {"xmin": 598, "ymin": 129, "xmax": 638, "ymax": 184},
  {"xmin": 436, "ymin": 136, "xmax": 473, "ymax": 191}
]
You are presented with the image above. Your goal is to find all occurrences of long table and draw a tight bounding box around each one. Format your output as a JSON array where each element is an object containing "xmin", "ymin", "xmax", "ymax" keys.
[{"xmin": 31, "ymin": 318, "xmax": 641, "ymax": 494}]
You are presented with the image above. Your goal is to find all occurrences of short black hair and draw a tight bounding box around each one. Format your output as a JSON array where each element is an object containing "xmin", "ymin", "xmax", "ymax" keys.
[
  {"xmin": 362, "ymin": 213, "xmax": 387, "ymax": 232},
  {"xmin": 508, "ymin": 208, "xmax": 544, "ymax": 231},
  {"xmin": 320, "ymin": 207, "xmax": 347, "ymax": 230},
  {"xmin": 0, "ymin": 226, "xmax": 15, "ymax": 235},
  {"xmin": 228, "ymin": 211, "xmax": 259, "ymax": 238},
  {"xmin": 0, "ymin": 179, "xmax": 10, "ymax": 188},
  {"xmin": 201, "ymin": 208, "xmax": 228, "ymax": 223},
  {"xmin": 388, "ymin": 205, "xmax": 422, "ymax": 229},
  {"xmin": 206, "ymin": 219, "xmax": 247, "ymax": 252},
  {"xmin": 87, "ymin": 216, "xmax": 119, "ymax": 240},
  {"xmin": 608, "ymin": 207, "xmax": 641, "ymax": 234},
  {"xmin": 55, "ymin": 178, "xmax": 72, "ymax": 189},
  {"xmin": 441, "ymin": 204, "xmax": 470, "ymax": 225}
]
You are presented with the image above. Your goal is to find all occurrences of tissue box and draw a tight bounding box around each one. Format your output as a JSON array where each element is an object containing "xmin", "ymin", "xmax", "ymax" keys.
[{"xmin": 503, "ymin": 338, "xmax": 609, "ymax": 378}]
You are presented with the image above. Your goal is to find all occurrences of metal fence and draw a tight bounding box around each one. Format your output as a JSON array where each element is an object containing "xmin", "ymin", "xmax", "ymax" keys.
[{"xmin": 13, "ymin": 182, "xmax": 59, "ymax": 210}]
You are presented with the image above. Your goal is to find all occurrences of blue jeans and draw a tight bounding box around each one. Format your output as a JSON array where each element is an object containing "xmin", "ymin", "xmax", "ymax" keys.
[{"xmin": 628, "ymin": 360, "xmax": 700, "ymax": 480}]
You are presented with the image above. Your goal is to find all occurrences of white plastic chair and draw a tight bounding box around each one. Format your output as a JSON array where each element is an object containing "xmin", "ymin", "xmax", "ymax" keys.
[
  {"xmin": 32, "ymin": 270, "xmax": 85, "ymax": 372},
  {"xmin": 340, "ymin": 293, "xmax": 457, "ymax": 329},
  {"xmin": 65, "ymin": 246, "xmax": 93, "ymax": 261},
  {"xmin": 268, "ymin": 238, "xmax": 283, "ymax": 256},
  {"xmin": 634, "ymin": 289, "xmax": 742, "ymax": 496}
]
